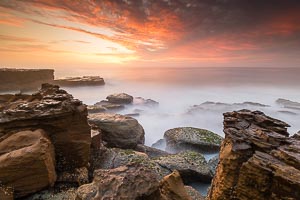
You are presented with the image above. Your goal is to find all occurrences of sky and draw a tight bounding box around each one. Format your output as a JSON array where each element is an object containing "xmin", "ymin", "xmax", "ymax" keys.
[{"xmin": 0, "ymin": 0, "xmax": 300, "ymax": 69}]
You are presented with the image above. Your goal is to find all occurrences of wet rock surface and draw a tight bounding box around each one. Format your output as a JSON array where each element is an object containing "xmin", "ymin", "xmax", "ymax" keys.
[
  {"xmin": 88, "ymin": 113, "xmax": 145, "ymax": 149},
  {"xmin": 54, "ymin": 76, "xmax": 105, "ymax": 87},
  {"xmin": 164, "ymin": 127, "xmax": 223, "ymax": 153},
  {"xmin": 134, "ymin": 144, "xmax": 169, "ymax": 158},
  {"xmin": 153, "ymin": 151, "xmax": 213, "ymax": 183},
  {"xmin": 208, "ymin": 109, "xmax": 300, "ymax": 200}
]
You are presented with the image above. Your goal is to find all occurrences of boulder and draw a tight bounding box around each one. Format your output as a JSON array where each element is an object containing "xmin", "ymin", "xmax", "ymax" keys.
[
  {"xmin": 54, "ymin": 76, "xmax": 105, "ymax": 87},
  {"xmin": 88, "ymin": 113, "xmax": 145, "ymax": 149},
  {"xmin": 90, "ymin": 147, "xmax": 149, "ymax": 171},
  {"xmin": 76, "ymin": 164, "xmax": 160, "ymax": 200},
  {"xmin": 164, "ymin": 127, "xmax": 223, "ymax": 153},
  {"xmin": 0, "ymin": 129, "xmax": 56, "ymax": 198},
  {"xmin": 207, "ymin": 110, "xmax": 300, "ymax": 200},
  {"xmin": 0, "ymin": 84, "xmax": 91, "ymax": 172},
  {"xmin": 106, "ymin": 93, "xmax": 133, "ymax": 104},
  {"xmin": 159, "ymin": 170, "xmax": 192, "ymax": 200},
  {"xmin": 153, "ymin": 151, "xmax": 213, "ymax": 183},
  {"xmin": 135, "ymin": 144, "xmax": 169, "ymax": 158}
]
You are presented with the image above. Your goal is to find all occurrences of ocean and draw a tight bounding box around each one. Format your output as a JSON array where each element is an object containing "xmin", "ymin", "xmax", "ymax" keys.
[{"xmin": 56, "ymin": 67, "xmax": 300, "ymax": 146}]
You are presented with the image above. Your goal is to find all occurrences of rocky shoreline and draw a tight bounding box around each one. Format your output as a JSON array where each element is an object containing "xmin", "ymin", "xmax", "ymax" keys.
[
  {"xmin": 0, "ymin": 68, "xmax": 105, "ymax": 92},
  {"xmin": 0, "ymin": 84, "xmax": 299, "ymax": 199}
]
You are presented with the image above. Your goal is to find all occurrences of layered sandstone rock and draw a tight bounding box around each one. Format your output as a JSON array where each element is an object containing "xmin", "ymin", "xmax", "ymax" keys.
[
  {"xmin": 88, "ymin": 113, "xmax": 145, "ymax": 149},
  {"xmin": 208, "ymin": 110, "xmax": 300, "ymax": 200},
  {"xmin": 0, "ymin": 84, "xmax": 91, "ymax": 172},
  {"xmin": 0, "ymin": 68, "xmax": 54, "ymax": 91},
  {"xmin": 164, "ymin": 127, "xmax": 223, "ymax": 153},
  {"xmin": 0, "ymin": 129, "xmax": 56, "ymax": 198},
  {"xmin": 159, "ymin": 170, "xmax": 191, "ymax": 200},
  {"xmin": 54, "ymin": 76, "xmax": 105, "ymax": 87}
]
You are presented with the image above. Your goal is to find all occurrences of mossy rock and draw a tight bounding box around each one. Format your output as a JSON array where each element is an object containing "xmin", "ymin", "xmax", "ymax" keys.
[{"xmin": 164, "ymin": 127, "xmax": 223, "ymax": 153}]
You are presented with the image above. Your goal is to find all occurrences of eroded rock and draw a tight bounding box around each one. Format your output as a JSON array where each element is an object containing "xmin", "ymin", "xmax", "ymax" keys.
[
  {"xmin": 0, "ymin": 84, "xmax": 91, "ymax": 172},
  {"xmin": 208, "ymin": 109, "xmax": 300, "ymax": 200}
]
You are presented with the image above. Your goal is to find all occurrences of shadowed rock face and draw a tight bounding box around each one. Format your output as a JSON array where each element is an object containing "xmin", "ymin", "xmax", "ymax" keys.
[
  {"xmin": 0, "ymin": 68, "xmax": 54, "ymax": 92},
  {"xmin": 0, "ymin": 84, "xmax": 91, "ymax": 172},
  {"xmin": 208, "ymin": 109, "xmax": 300, "ymax": 200}
]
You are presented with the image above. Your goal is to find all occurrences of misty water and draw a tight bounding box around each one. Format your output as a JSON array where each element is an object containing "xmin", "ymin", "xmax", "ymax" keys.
[{"xmin": 57, "ymin": 67, "xmax": 300, "ymax": 147}]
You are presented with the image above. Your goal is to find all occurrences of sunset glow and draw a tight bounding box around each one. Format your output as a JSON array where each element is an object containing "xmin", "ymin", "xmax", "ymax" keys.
[{"xmin": 1, "ymin": 0, "xmax": 300, "ymax": 68}]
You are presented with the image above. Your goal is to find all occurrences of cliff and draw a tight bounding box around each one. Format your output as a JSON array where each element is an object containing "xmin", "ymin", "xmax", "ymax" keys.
[
  {"xmin": 208, "ymin": 110, "xmax": 300, "ymax": 200},
  {"xmin": 0, "ymin": 68, "xmax": 54, "ymax": 91}
]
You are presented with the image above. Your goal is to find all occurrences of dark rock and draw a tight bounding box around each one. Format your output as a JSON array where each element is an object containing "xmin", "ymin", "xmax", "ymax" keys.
[
  {"xmin": 164, "ymin": 127, "xmax": 223, "ymax": 153},
  {"xmin": 106, "ymin": 93, "xmax": 133, "ymax": 104},
  {"xmin": 184, "ymin": 186, "xmax": 205, "ymax": 200},
  {"xmin": 0, "ymin": 68, "xmax": 54, "ymax": 92},
  {"xmin": 54, "ymin": 76, "xmax": 105, "ymax": 87},
  {"xmin": 135, "ymin": 144, "xmax": 170, "ymax": 158},
  {"xmin": 0, "ymin": 129, "xmax": 56, "ymax": 198},
  {"xmin": 88, "ymin": 113, "xmax": 145, "ymax": 149},
  {"xmin": 153, "ymin": 151, "xmax": 213, "ymax": 183},
  {"xmin": 208, "ymin": 109, "xmax": 300, "ymax": 200}
]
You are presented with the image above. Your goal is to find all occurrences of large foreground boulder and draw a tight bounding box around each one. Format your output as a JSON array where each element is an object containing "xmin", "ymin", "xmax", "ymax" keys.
[
  {"xmin": 0, "ymin": 129, "xmax": 56, "ymax": 198},
  {"xmin": 208, "ymin": 110, "xmax": 300, "ymax": 200},
  {"xmin": 164, "ymin": 127, "xmax": 223, "ymax": 153},
  {"xmin": 0, "ymin": 84, "xmax": 91, "ymax": 172},
  {"xmin": 76, "ymin": 164, "xmax": 160, "ymax": 200},
  {"xmin": 88, "ymin": 113, "xmax": 145, "ymax": 149},
  {"xmin": 106, "ymin": 93, "xmax": 133, "ymax": 104}
]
